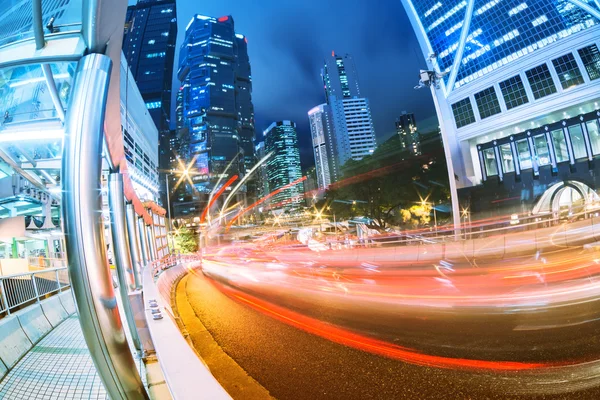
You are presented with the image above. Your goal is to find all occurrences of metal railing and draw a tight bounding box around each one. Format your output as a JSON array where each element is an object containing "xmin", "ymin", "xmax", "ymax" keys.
[{"xmin": 0, "ymin": 267, "xmax": 70, "ymax": 316}]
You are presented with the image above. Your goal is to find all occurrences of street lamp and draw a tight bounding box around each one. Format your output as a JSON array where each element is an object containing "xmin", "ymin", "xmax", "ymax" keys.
[{"xmin": 165, "ymin": 165, "xmax": 192, "ymax": 252}]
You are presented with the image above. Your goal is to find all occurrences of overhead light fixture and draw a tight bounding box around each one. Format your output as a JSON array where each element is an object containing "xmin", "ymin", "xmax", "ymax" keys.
[{"xmin": 0, "ymin": 129, "xmax": 64, "ymax": 143}]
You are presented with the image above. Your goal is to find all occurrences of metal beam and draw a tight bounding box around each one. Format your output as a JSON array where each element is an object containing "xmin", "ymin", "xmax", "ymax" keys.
[
  {"xmin": 32, "ymin": 0, "xmax": 45, "ymax": 50},
  {"xmin": 108, "ymin": 172, "xmax": 142, "ymax": 352},
  {"xmin": 42, "ymin": 64, "xmax": 66, "ymax": 122},
  {"xmin": 61, "ymin": 53, "xmax": 148, "ymax": 400},
  {"xmin": 568, "ymin": 0, "xmax": 600, "ymax": 20},
  {"xmin": 446, "ymin": 0, "xmax": 476, "ymax": 95},
  {"xmin": 126, "ymin": 202, "xmax": 142, "ymax": 289}
]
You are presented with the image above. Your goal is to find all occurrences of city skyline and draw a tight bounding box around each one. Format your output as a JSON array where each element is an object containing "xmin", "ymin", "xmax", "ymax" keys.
[{"xmin": 165, "ymin": 0, "xmax": 439, "ymax": 169}]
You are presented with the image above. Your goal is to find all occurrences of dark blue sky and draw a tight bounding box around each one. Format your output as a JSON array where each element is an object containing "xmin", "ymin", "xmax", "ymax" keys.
[{"xmin": 171, "ymin": 0, "xmax": 438, "ymax": 169}]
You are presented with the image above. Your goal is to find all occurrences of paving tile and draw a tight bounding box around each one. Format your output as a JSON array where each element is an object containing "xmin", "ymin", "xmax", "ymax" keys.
[{"xmin": 0, "ymin": 315, "xmax": 147, "ymax": 400}]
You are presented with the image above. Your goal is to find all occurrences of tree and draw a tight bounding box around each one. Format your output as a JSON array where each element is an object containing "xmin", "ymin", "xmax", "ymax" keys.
[
  {"xmin": 173, "ymin": 227, "xmax": 198, "ymax": 253},
  {"xmin": 323, "ymin": 133, "xmax": 450, "ymax": 230}
]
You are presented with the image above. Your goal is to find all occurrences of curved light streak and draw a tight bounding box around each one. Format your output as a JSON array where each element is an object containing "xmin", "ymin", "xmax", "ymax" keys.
[
  {"xmin": 200, "ymin": 174, "xmax": 238, "ymax": 224},
  {"xmin": 220, "ymin": 151, "xmax": 273, "ymax": 219},
  {"xmin": 204, "ymin": 152, "xmax": 241, "ymax": 221}
]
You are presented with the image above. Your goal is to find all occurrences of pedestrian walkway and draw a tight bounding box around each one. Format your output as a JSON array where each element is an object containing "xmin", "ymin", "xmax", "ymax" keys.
[
  {"xmin": 0, "ymin": 315, "xmax": 107, "ymax": 399},
  {"xmin": 0, "ymin": 314, "xmax": 147, "ymax": 400}
]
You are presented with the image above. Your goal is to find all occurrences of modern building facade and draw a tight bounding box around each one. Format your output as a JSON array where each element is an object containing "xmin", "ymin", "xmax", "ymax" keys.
[
  {"xmin": 402, "ymin": 0, "xmax": 600, "ymax": 218},
  {"xmin": 254, "ymin": 141, "xmax": 269, "ymax": 199},
  {"xmin": 120, "ymin": 54, "xmax": 160, "ymax": 202},
  {"xmin": 264, "ymin": 121, "xmax": 304, "ymax": 209},
  {"xmin": 122, "ymin": 0, "xmax": 177, "ymax": 204},
  {"xmin": 175, "ymin": 14, "xmax": 256, "ymax": 217},
  {"xmin": 322, "ymin": 53, "xmax": 377, "ymax": 167},
  {"xmin": 396, "ymin": 111, "xmax": 421, "ymax": 156},
  {"xmin": 308, "ymin": 104, "xmax": 338, "ymax": 190}
]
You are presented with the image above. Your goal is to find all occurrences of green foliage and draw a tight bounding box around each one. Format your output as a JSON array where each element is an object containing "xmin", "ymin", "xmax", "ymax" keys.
[
  {"xmin": 173, "ymin": 227, "xmax": 198, "ymax": 253},
  {"xmin": 324, "ymin": 133, "xmax": 450, "ymax": 230}
]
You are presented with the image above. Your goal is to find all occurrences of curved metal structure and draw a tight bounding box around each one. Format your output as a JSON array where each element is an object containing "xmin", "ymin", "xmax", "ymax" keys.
[
  {"xmin": 126, "ymin": 202, "xmax": 143, "ymax": 289},
  {"xmin": 108, "ymin": 172, "xmax": 142, "ymax": 352},
  {"xmin": 61, "ymin": 53, "xmax": 147, "ymax": 400}
]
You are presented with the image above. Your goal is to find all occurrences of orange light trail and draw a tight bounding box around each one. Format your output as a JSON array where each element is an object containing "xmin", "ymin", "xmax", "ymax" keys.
[
  {"xmin": 213, "ymin": 281, "xmax": 563, "ymax": 372},
  {"xmin": 200, "ymin": 174, "xmax": 238, "ymax": 224},
  {"xmin": 226, "ymin": 176, "xmax": 307, "ymax": 230}
]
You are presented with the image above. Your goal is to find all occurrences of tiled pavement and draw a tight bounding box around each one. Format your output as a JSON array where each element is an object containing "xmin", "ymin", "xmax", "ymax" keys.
[
  {"xmin": 0, "ymin": 315, "xmax": 147, "ymax": 400},
  {"xmin": 0, "ymin": 316, "xmax": 108, "ymax": 400}
]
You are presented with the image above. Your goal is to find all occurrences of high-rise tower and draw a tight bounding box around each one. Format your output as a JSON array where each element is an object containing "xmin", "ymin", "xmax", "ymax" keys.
[
  {"xmin": 122, "ymin": 0, "xmax": 177, "ymax": 206},
  {"xmin": 396, "ymin": 112, "xmax": 421, "ymax": 156},
  {"xmin": 402, "ymin": 0, "xmax": 600, "ymax": 222},
  {"xmin": 321, "ymin": 53, "xmax": 377, "ymax": 168},
  {"xmin": 308, "ymin": 104, "xmax": 338, "ymax": 189},
  {"xmin": 175, "ymin": 14, "xmax": 256, "ymax": 217},
  {"xmin": 264, "ymin": 121, "xmax": 304, "ymax": 209}
]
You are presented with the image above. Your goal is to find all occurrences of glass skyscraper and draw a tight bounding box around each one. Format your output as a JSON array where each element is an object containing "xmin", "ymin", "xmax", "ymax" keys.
[
  {"xmin": 175, "ymin": 14, "xmax": 256, "ymax": 217},
  {"xmin": 122, "ymin": 0, "xmax": 177, "ymax": 204},
  {"xmin": 308, "ymin": 104, "xmax": 338, "ymax": 190},
  {"xmin": 264, "ymin": 121, "xmax": 304, "ymax": 209},
  {"xmin": 322, "ymin": 53, "xmax": 377, "ymax": 166},
  {"xmin": 402, "ymin": 0, "xmax": 600, "ymax": 219},
  {"xmin": 396, "ymin": 112, "xmax": 421, "ymax": 156}
]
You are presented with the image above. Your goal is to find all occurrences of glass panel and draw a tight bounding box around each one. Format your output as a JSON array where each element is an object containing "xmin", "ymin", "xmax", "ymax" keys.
[
  {"xmin": 578, "ymin": 44, "xmax": 600, "ymax": 81},
  {"xmin": 499, "ymin": 143, "xmax": 514, "ymax": 173},
  {"xmin": 474, "ymin": 86, "xmax": 501, "ymax": 119},
  {"xmin": 451, "ymin": 98, "xmax": 476, "ymax": 128},
  {"xmin": 568, "ymin": 124, "xmax": 587, "ymax": 159},
  {"xmin": 552, "ymin": 129, "xmax": 569, "ymax": 163},
  {"xmin": 587, "ymin": 120, "xmax": 600, "ymax": 155},
  {"xmin": 0, "ymin": 0, "xmax": 83, "ymax": 48},
  {"xmin": 552, "ymin": 53, "xmax": 584, "ymax": 89},
  {"xmin": 482, "ymin": 148, "xmax": 498, "ymax": 177},
  {"xmin": 533, "ymin": 135, "xmax": 550, "ymax": 166},
  {"xmin": 499, "ymin": 75, "xmax": 529, "ymax": 110},
  {"xmin": 525, "ymin": 64, "xmax": 557, "ymax": 100},
  {"xmin": 0, "ymin": 62, "xmax": 76, "ymax": 126},
  {"xmin": 516, "ymin": 139, "xmax": 532, "ymax": 170}
]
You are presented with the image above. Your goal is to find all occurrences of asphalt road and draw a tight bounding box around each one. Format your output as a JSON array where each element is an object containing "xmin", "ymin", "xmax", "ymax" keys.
[{"xmin": 177, "ymin": 270, "xmax": 600, "ymax": 400}]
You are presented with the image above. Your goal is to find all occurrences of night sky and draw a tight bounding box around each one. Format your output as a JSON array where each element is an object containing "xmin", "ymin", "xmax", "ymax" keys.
[{"xmin": 170, "ymin": 0, "xmax": 438, "ymax": 169}]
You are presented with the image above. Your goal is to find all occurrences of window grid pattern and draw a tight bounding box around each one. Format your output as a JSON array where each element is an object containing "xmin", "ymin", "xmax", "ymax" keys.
[
  {"xmin": 578, "ymin": 44, "xmax": 600, "ymax": 81},
  {"xmin": 411, "ymin": 0, "xmax": 600, "ymax": 89},
  {"xmin": 477, "ymin": 113, "xmax": 600, "ymax": 178},
  {"xmin": 552, "ymin": 53, "xmax": 585, "ymax": 89},
  {"xmin": 525, "ymin": 64, "xmax": 557, "ymax": 100},
  {"xmin": 452, "ymin": 97, "xmax": 476, "ymax": 128},
  {"xmin": 499, "ymin": 75, "xmax": 529, "ymax": 110},
  {"xmin": 474, "ymin": 86, "xmax": 502, "ymax": 119}
]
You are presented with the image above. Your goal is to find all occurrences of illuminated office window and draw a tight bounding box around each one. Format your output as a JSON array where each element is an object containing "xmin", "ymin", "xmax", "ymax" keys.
[
  {"xmin": 568, "ymin": 124, "xmax": 587, "ymax": 159},
  {"xmin": 525, "ymin": 64, "xmax": 556, "ymax": 100},
  {"xmin": 516, "ymin": 139, "xmax": 532, "ymax": 170},
  {"xmin": 551, "ymin": 129, "xmax": 569, "ymax": 163},
  {"xmin": 587, "ymin": 120, "xmax": 600, "ymax": 155},
  {"xmin": 451, "ymin": 98, "xmax": 476, "ymax": 128},
  {"xmin": 499, "ymin": 143, "xmax": 514, "ymax": 173},
  {"xmin": 499, "ymin": 75, "xmax": 529, "ymax": 110},
  {"xmin": 552, "ymin": 54, "xmax": 584, "ymax": 89},
  {"xmin": 482, "ymin": 148, "xmax": 498, "ymax": 176},
  {"xmin": 578, "ymin": 44, "xmax": 600, "ymax": 81},
  {"xmin": 533, "ymin": 135, "xmax": 550, "ymax": 166}
]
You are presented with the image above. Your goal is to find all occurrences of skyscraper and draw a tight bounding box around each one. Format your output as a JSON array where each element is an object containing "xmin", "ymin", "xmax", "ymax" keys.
[
  {"xmin": 308, "ymin": 104, "xmax": 338, "ymax": 189},
  {"xmin": 122, "ymin": 0, "xmax": 177, "ymax": 204},
  {"xmin": 175, "ymin": 14, "xmax": 256, "ymax": 217},
  {"xmin": 264, "ymin": 121, "xmax": 304, "ymax": 209},
  {"xmin": 322, "ymin": 53, "xmax": 377, "ymax": 167},
  {"xmin": 396, "ymin": 112, "xmax": 421, "ymax": 156},
  {"xmin": 402, "ymin": 0, "xmax": 600, "ymax": 222}
]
